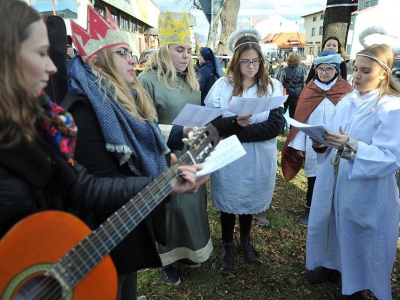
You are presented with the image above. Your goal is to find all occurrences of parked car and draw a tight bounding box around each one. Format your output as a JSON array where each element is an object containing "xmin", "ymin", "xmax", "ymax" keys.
[
  {"xmin": 135, "ymin": 49, "xmax": 158, "ymax": 76},
  {"xmin": 392, "ymin": 58, "xmax": 400, "ymax": 80},
  {"xmin": 138, "ymin": 49, "xmax": 158, "ymax": 64}
]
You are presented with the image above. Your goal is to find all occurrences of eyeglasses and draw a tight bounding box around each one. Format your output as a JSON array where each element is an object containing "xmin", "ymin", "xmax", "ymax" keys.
[
  {"xmin": 316, "ymin": 67, "xmax": 335, "ymax": 74},
  {"xmin": 239, "ymin": 58, "xmax": 262, "ymax": 67},
  {"xmin": 114, "ymin": 49, "xmax": 135, "ymax": 64}
]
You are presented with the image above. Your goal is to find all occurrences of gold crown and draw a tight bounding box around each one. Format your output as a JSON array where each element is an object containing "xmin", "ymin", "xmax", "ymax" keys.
[{"xmin": 158, "ymin": 11, "xmax": 191, "ymax": 46}]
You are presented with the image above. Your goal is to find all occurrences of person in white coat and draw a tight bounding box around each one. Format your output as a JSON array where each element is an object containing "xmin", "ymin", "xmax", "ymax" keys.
[
  {"xmin": 204, "ymin": 34, "xmax": 285, "ymax": 271},
  {"xmin": 305, "ymin": 44, "xmax": 400, "ymax": 300},
  {"xmin": 281, "ymin": 50, "xmax": 352, "ymax": 227}
]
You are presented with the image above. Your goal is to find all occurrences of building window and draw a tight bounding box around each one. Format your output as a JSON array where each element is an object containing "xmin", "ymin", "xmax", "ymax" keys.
[
  {"xmin": 121, "ymin": 15, "xmax": 129, "ymax": 30},
  {"xmin": 130, "ymin": 20, "xmax": 137, "ymax": 32},
  {"xmin": 320, "ymin": 14, "xmax": 324, "ymax": 20},
  {"xmin": 311, "ymin": 28, "xmax": 316, "ymax": 36},
  {"xmin": 312, "ymin": 16, "xmax": 317, "ymax": 21},
  {"xmin": 94, "ymin": 4, "xmax": 105, "ymax": 16},
  {"xmin": 137, "ymin": 22, "xmax": 143, "ymax": 34},
  {"xmin": 364, "ymin": 1, "xmax": 370, "ymax": 8},
  {"xmin": 319, "ymin": 26, "xmax": 323, "ymax": 35}
]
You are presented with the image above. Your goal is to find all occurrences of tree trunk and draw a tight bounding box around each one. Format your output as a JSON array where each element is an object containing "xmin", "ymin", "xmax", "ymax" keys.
[
  {"xmin": 207, "ymin": 16, "xmax": 219, "ymax": 50},
  {"xmin": 323, "ymin": 0, "xmax": 355, "ymax": 49},
  {"xmin": 215, "ymin": 0, "xmax": 240, "ymax": 55}
]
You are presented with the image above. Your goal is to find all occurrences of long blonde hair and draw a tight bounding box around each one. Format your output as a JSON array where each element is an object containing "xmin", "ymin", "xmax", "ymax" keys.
[
  {"xmin": 144, "ymin": 45, "xmax": 199, "ymax": 91},
  {"xmin": 88, "ymin": 48, "xmax": 157, "ymax": 122},
  {"xmin": 357, "ymin": 44, "xmax": 400, "ymax": 99},
  {"xmin": 0, "ymin": 0, "xmax": 42, "ymax": 149}
]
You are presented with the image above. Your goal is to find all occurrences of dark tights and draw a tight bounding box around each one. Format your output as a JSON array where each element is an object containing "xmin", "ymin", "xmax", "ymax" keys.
[
  {"xmin": 306, "ymin": 176, "xmax": 316, "ymax": 207},
  {"xmin": 220, "ymin": 211, "xmax": 253, "ymax": 242}
]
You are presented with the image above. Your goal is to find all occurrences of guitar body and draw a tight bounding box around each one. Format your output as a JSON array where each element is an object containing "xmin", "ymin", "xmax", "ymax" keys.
[{"xmin": 0, "ymin": 211, "xmax": 117, "ymax": 300}]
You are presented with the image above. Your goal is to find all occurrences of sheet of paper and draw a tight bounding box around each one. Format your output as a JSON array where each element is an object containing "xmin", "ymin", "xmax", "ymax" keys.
[
  {"xmin": 228, "ymin": 95, "xmax": 288, "ymax": 115},
  {"xmin": 197, "ymin": 135, "xmax": 246, "ymax": 177},
  {"xmin": 284, "ymin": 115, "xmax": 331, "ymax": 147},
  {"xmin": 172, "ymin": 104, "xmax": 225, "ymax": 127}
]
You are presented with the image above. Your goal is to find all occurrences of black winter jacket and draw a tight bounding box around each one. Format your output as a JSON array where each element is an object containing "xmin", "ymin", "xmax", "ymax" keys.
[
  {"xmin": 60, "ymin": 94, "xmax": 167, "ymax": 275},
  {"xmin": 197, "ymin": 61, "xmax": 218, "ymax": 105},
  {"xmin": 0, "ymin": 137, "xmax": 154, "ymax": 243},
  {"xmin": 283, "ymin": 66, "xmax": 306, "ymax": 98}
]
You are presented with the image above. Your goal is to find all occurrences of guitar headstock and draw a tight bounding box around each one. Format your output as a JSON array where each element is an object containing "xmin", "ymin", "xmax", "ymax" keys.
[{"xmin": 183, "ymin": 124, "xmax": 220, "ymax": 163}]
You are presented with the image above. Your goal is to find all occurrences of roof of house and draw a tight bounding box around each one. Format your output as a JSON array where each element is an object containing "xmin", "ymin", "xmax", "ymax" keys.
[{"xmin": 260, "ymin": 32, "xmax": 306, "ymax": 48}]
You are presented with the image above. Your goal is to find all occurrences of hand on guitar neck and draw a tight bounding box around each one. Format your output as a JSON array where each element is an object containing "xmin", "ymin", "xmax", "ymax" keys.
[
  {"xmin": 170, "ymin": 152, "xmax": 209, "ymax": 195},
  {"xmin": 0, "ymin": 124, "xmax": 219, "ymax": 300}
]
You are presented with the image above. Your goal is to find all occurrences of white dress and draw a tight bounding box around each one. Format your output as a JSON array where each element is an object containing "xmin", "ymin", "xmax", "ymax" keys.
[
  {"xmin": 289, "ymin": 79, "xmax": 338, "ymax": 177},
  {"xmin": 204, "ymin": 77, "xmax": 283, "ymax": 214},
  {"xmin": 306, "ymin": 89, "xmax": 400, "ymax": 299}
]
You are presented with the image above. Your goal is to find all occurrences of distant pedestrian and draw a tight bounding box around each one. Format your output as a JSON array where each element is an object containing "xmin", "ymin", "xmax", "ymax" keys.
[{"xmin": 197, "ymin": 47, "xmax": 224, "ymax": 105}]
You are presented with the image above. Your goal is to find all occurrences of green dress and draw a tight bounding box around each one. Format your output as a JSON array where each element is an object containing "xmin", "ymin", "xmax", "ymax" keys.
[{"xmin": 138, "ymin": 70, "xmax": 212, "ymax": 265}]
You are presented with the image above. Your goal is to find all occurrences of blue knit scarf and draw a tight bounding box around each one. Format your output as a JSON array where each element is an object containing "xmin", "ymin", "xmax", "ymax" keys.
[{"xmin": 68, "ymin": 57, "xmax": 168, "ymax": 176}]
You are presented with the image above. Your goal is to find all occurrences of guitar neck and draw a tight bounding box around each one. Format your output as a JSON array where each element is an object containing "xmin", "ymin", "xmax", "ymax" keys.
[{"xmin": 46, "ymin": 153, "xmax": 194, "ymax": 291}]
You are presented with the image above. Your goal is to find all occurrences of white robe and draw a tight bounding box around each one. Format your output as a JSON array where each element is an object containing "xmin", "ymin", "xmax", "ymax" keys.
[
  {"xmin": 204, "ymin": 77, "xmax": 282, "ymax": 214},
  {"xmin": 306, "ymin": 89, "xmax": 400, "ymax": 299},
  {"xmin": 289, "ymin": 79, "xmax": 338, "ymax": 178}
]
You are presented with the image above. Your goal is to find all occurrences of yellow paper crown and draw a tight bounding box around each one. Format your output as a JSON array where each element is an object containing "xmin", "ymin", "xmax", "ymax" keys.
[{"xmin": 158, "ymin": 11, "xmax": 191, "ymax": 46}]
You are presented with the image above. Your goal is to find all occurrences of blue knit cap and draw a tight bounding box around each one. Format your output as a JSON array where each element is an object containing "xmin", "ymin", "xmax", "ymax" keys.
[{"xmin": 313, "ymin": 49, "xmax": 342, "ymax": 71}]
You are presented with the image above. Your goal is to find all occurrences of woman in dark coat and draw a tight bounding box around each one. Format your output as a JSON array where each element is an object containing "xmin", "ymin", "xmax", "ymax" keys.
[
  {"xmin": 197, "ymin": 47, "xmax": 224, "ymax": 105},
  {"xmin": 282, "ymin": 52, "xmax": 306, "ymax": 118},
  {"xmin": 0, "ymin": 2, "xmax": 202, "ymax": 299}
]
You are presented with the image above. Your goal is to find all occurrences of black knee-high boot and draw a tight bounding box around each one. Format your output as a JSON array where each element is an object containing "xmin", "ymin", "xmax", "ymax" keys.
[
  {"xmin": 220, "ymin": 211, "xmax": 235, "ymax": 271},
  {"xmin": 238, "ymin": 214, "xmax": 258, "ymax": 264}
]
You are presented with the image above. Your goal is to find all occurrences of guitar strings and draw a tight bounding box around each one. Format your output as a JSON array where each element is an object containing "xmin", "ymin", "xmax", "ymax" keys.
[{"xmin": 22, "ymin": 153, "xmax": 195, "ymax": 299}]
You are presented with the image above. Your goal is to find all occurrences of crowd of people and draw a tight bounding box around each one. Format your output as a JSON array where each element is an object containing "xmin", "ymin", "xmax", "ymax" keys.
[{"xmin": 1, "ymin": 1, "xmax": 400, "ymax": 300}]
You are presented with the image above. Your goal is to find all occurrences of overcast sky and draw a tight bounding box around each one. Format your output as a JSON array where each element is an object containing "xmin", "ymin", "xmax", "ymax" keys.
[{"xmin": 155, "ymin": 0, "xmax": 327, "ymax": 37}]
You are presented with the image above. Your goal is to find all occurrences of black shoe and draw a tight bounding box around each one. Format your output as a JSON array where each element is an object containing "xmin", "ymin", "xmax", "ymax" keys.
[
  {"xmin": 299, "ymin": 207, "xmax": 310, "ymax": 227},
  {"xmin": 344, "ymin": 291, "xmax": 364, "ymax": 300},
  {"xmin": 159, "ymin": 265, "xmax": 181, "ymax": 286},
  {"xmin": 220, "ymin": 241, "xmax": 234, "ymax": 271},
  {"xmin": 239, "ymin": 236, "xmax": 258, "ymax": 264},
  {"xmin": 303, "ymin": 266, "xmax": 341, "ymax": 285}
]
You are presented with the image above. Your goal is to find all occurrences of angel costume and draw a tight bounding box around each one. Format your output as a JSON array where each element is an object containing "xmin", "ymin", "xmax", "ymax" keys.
[{"xmin": 306, "ymin": 89, "xmax": 400, "ymax": 299}]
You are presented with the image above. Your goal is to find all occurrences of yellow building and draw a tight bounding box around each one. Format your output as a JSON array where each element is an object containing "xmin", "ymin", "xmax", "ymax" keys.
[{"xmin": 24, "ymin": 0, "xmax": 159, "ymax": 56}]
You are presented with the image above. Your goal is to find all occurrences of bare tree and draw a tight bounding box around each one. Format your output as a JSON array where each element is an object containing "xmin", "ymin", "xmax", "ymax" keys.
[
  {"xmin": 191, "ymin": 0, "xmax": 240, "ymax": 54},
  {"xmin": 215, "ymin": 0, "xmax": 240, "ymax": 55},
  {"xmin": 323, "ymin": 0, "xmax": 357, "ymax": 48}
]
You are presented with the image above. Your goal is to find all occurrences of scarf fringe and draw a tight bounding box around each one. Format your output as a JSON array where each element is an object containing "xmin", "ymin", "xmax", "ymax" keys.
[{"xmin": 106, "ymin": 143, "xmax": 132, "ymax": 165}]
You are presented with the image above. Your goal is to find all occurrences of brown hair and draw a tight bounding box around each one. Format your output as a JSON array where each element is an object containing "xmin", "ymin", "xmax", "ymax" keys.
[
  {"xmin": 286, "ymin": 52, "xmax": 301, "ymax": 67},
  {"xmin": 0, "ymin": 0, "xmax": 42, "ymax": 149},
  {"xmin": 323, "ymin": 36, "xmax": 346, "ymax": 59},
  {"xmin": 226, "ymin": 35, "xmax": 273, "ymax": 100}
]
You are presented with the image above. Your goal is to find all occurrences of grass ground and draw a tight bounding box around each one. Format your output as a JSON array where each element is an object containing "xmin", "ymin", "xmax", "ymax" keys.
[{"xmin": 137, "ymin": 134, "xmax": 400, "ymax": 299}]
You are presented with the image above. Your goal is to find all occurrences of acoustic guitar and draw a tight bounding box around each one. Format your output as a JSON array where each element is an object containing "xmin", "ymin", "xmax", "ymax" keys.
[{"xmin": 0, "ymin": 124, "xmax": 219, "ymax": 300}]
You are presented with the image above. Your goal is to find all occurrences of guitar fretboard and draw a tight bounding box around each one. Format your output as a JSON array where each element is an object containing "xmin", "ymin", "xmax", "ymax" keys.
[{"xmin": 47, "ymin": 153, "xmax": 193, "ymax": 290}]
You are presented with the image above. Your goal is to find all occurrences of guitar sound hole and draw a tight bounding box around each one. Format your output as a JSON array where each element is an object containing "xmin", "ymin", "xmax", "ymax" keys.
[{"xmin": 15, "ymin": 275, "xmax": 63, "ymax": 300}]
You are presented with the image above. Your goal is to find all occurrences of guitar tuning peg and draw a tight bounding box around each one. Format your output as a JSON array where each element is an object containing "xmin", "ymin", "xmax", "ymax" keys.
[
  {"xmin": 188, "ymin": 131, "xmax": 194, "ymax": 140},
  {"xmin": 182, "ymin": 138, "xmax": 189, "ymax": 144},
  {"xmin": 192, "ymin": 126, "xmax": 199, "ymax": 133}
]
